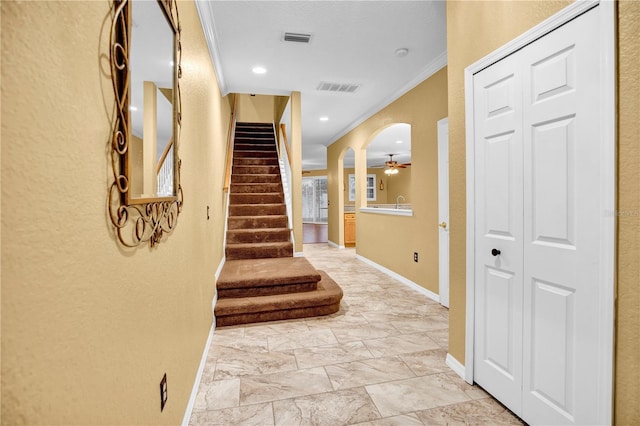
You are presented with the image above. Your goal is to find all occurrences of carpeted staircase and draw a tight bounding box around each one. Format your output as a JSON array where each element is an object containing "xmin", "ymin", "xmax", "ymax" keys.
[{"xmin": 215, "ymin": 122, "xmax": 343, "ymax": 327}]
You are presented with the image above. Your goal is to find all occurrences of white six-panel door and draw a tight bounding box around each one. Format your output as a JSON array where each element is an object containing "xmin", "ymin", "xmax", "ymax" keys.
[
  {"xmin": 521, "ymin": 8, "xmax": 602, "ymax": 425},
  {"xmin": 473, "ymin": 48, "xmax": 525, "ymax": 414},
  {"xmin": 473, "ymin": 6, "xmax": 606, "ymax": 425}
]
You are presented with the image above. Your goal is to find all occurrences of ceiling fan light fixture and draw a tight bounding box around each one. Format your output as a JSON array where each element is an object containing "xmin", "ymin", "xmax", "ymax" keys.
[{"xmin": 385, "ymin": 167, "xmax": 399, "ymax": 175}]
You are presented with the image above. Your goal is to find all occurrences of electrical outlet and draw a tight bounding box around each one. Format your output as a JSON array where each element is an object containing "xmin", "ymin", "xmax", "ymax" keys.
[
  {"xmin": 414, "ymin": 252, "xmax": 419, "ymax": 262},
  {"xmin": 160, "ymin": 374, "xmax": 168, "ymax": 412}
]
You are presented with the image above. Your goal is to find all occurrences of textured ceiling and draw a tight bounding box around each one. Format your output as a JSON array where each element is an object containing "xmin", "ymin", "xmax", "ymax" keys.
[{"xmin": 196, "ymin": 1, "xmax": 447, "ymax": 170}]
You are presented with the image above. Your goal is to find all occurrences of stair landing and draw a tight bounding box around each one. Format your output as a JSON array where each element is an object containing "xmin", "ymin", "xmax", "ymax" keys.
[{"xmin": 216, "ymin": 271, "xmax": 343, "ymax": 327}]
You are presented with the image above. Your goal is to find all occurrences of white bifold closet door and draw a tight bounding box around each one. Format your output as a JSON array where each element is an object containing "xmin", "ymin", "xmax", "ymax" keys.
[{"xmin": 473, "ymin": 6, "xmax": 604, "ymax": 425}]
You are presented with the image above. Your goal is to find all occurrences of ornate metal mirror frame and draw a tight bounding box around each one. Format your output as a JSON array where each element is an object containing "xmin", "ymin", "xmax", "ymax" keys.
[{"xmin": 109, "ymin": 0, "xmax": 183, "ymax": 247}]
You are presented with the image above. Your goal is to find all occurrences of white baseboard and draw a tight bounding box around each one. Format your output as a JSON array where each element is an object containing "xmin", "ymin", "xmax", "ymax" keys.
[
  {"xmin": 184, "ymin": 244, "xmax": 222, "ymax": 423},
  {"xmin": 212, "ymin": 257, "xmax": 224, "ymax": 318},
  {"xmin": 214, "ymin": 257, "xmax": 225, "ymax": 280},
  {"xmin": 211, "ymin": 291, "xmax": 218, "ymax": 323},
  {"xmin": 327, "ymin": 240, "xmax": 345, "ymax": 250},
  {"xmin": 182, "ymin": 322, "xmax": 215, "ymax": 426},
  {"xmin": 355, "ymin": 254, "xmax": 440, "ymax": 303},
  {"xmin": 446, "ymin": 353, "xmax": 467, "ymax": 382},
  {"xmin": 294, "ymin": 251, "xmax": 305, "ymax": 257}
]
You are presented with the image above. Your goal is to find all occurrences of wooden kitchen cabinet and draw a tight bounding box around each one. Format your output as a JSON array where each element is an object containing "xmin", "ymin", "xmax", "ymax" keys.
[{"xmin": 344, "ymin": 213, "xmax": 356, "ymax": 247}]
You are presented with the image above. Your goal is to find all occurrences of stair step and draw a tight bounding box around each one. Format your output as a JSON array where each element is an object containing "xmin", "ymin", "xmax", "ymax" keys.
[
  {"xmin": 226, "ymin": 227, "xmax": 290, "ymax": 243},
  {"xmin": 234, "ymin": 158, "xmax": 279, "ymax": 167},
  {"xmin": 215, "ymin": 271, "xmax": 343, "ymax": 327},
  {"xmin": 217, "ymin": 257, "xmax": 320, "ymax": 298},
  {"xmin": 233, "ymin": 165, "xmax": 280, "ymax": 174},
  {"xmin": 230, "ymin": 193, "xmax": 284, "ymax": 205},
  {"xmin": 234, "ymin": 143, "xmax": 276, "ymax": 151},
  {"xmin": 230, "ymin": 183, "xmax": 282, "ymax": 194},
  {"xmin": 219, "ymin": 282, "xmax": 316, "ymax": 298},
  {"xmin": 236, "ymin": 122, "xmax": 273, "ymax": 129},
  {"xmin": 229, "ymin": 203, "xmax": 286, "ymax": 216},
  {"xmin": 231, "ymin": 174, "xmax": 280, "ymax": 184},
  {"xmin": 227, "ymin": 215, "xmax": 288, "ymax": 229},
  {"xmin": 234, "ymin": 150, "xmax": 278, "ymax": 159},
  {"xmin": 225, "ymin": 241, "xmax": 293, "ymax": 260},
  {"xmin": 235, "ymin": 134, "xmax": 276, "ymax": 141},
  {"xmin": 235, "ymin": 131, "xmax": 273, "ymax": 138}
]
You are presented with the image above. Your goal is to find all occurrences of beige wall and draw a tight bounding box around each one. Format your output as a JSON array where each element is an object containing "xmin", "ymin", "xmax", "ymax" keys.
[
  {"xmin": 236, "ymin": 93, "xmax": 275, "ymax": 123},
  {"xmin": 1, "ymin": 1, "xmax": 230, "ymax": 424},
  {"xmin": 0, "ymin": 5, "xmax": 3, "ymax": 423},
  {"xmin": 445, "ymin": 0, "xmax": 572, "ymax": 369},
  {"xmin": 273, "ymin": 95, "xmax": 289, "ymax": 130},
  {"xmin": 615, "ymin": 2, "xmax": 640, "ymax": 422},
  {"xmin": 446, "ymin": 1, "xmax": 640, "ymax": 423},
  {"xmin": 385, "ymin": 167, "xmax": 411, "ymax": 205},
  {"xmin": 327, "ymin": 68, "xmax": 448, "ymax": 293}
]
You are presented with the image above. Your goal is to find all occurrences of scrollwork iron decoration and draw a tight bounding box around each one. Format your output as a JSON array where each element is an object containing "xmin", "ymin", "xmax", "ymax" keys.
[{"xmin": 108, "ymin": 0, "xmax": 183, "ymax": 248}]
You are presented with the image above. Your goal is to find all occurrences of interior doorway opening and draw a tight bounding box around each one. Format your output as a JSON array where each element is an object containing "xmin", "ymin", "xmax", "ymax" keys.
[
  {"xmin": 302, "ymin": 176, "xmax": 328, "ymax": 243},
  {"xmin": 302, "ymin": 176, "xmax": 328, "ymax": 224}
]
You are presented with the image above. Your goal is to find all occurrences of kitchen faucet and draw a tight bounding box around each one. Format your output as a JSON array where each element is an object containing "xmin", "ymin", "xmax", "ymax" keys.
[{"xmin": 396, "ymin": 195, "xmax": 405, "ymax": 209}]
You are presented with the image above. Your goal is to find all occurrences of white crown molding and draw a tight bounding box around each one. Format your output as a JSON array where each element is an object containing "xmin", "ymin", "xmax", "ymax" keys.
[
  {"xmin": 195, "ymin": 0, "xmax": 228, "ymax": 95},
  {"xmin": 328, "ymin": 50, "xmax": 447, "ymax": 146}
]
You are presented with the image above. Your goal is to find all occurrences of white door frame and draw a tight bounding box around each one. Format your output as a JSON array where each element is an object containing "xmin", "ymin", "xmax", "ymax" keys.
[
  {"xmin": 463, "ymin": 1, "xmax": 616, "ymax": 423},
  {"xmin": 437, "ymin": 118, "xmax": 450, "ymax": 308}
]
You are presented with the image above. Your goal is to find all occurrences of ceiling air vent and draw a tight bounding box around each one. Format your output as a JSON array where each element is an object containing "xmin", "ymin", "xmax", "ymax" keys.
[
  {"xmin": 316, "ymin": 81, "xmax": 361, "ymax": 94},
  {"xmin": 283, "ymin": 32, "xmax": 312, "ymax": 43}
]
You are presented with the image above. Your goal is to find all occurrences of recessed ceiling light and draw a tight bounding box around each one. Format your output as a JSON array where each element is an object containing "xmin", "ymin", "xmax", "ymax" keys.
[
  {"xmin": 395, "ymin": 140, "xmax": 403, "ymax": 144},
  {"xmin": 252, "ymin": 66, "xmax": 267, "ymax": 74},
  {"xmin": 319, "ymin": 116, "xmax": 329, "ymax": 122},
  {"xmin": 394, "ymin": 48, "xmax": 409, "ymax": 58},
  {"xmin": 129, "ymin": 106, "xmax": 138, "ymax": 112}
]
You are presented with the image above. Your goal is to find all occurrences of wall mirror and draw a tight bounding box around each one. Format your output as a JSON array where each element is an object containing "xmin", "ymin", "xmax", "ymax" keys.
[{"xmin": 109, "ymin": 0, "xmax": 183, "ymax": 247}]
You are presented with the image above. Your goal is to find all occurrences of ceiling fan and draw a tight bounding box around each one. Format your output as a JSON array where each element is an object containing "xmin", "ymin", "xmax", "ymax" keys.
[{"xmin": 382, "ymin": 154, "xmax": 410, "ymax": 175}]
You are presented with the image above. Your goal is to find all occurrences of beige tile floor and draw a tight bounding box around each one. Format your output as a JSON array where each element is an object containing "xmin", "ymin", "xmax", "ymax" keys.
[{"xmin": 190, "ymin": 244, "xmax": 524, "ymax": 426}]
